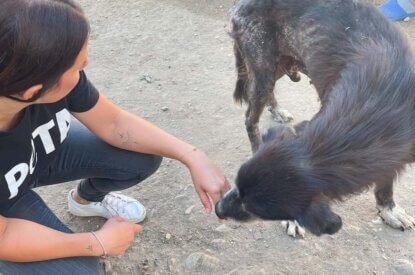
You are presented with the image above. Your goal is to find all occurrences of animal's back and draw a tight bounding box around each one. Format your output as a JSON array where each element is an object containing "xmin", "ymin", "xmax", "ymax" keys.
[{"xmin": 231, "ymin": 0, "xmax": 411, "ymax": 96}]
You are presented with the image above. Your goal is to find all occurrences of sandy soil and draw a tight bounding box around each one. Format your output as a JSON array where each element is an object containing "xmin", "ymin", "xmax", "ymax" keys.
[{"xmin": 36, "ymin": 0, "xmax": 415, "ymax": 274}]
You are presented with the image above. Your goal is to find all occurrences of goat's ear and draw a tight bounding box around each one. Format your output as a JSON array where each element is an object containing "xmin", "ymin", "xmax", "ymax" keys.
[
  {"xmin": 296, "ymin": 202, "xmax": 342, "ymax": 236},
  {"xmin": 262, "ymin": 125, "xmax": 296, "ymax": 143}
]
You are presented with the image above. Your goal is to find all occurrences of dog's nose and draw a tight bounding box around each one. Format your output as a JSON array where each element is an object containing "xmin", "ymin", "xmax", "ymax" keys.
[{"xmin": 215, "ymin": 201, "xmax": 225, "ymax": 219}]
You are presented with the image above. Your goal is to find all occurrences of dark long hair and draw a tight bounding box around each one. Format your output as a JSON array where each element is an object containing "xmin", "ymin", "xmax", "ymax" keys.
[{"xmin": 0, "ymin": 0, "xmax": 90, "ymax": 101}]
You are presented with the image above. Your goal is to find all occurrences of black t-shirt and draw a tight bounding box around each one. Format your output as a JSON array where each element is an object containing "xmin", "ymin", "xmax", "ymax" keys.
[{"xmin": 0, "ymin": 71, "xmax": 99, "ymax": 202}]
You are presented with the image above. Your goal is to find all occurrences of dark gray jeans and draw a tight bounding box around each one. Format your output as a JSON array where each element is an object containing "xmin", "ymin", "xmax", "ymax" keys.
[{"xmin": 0, "ymin": 120, "xmax": 162, "ymax": 275}]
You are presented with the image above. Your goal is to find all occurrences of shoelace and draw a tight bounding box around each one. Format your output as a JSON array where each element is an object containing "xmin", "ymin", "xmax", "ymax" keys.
[{"xmin": 101, "ymin": 193, "xmax": 130, "ymax": 216}]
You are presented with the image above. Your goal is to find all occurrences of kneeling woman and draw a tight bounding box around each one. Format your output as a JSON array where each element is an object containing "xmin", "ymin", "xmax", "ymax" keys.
[{"xmin": 0, "ymin": 0, "xmax": 229, "ymax": 273}]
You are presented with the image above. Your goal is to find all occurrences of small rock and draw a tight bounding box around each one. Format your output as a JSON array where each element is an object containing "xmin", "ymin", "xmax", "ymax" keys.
[
  {"xmin": 211, "ymin": 239, "xmax": 226, "ymax": 244},
  {"xmin": 393, "ymin": 259, "xmax": 414, "ymax": 275},
  {"xmin": 184, "ymin": 252, "xmax": 221, "ymax": 271},
  {"xmin": 229, "ymin": 223, "xmax": 242, "ymax": 229},
  {"xmin": 174, "ymin": 194, "xmax": 186, "ymax": 200},
  {"xmin": 225, "ymin": 268, "xmax": 240, "ymax": 275},
  {"xmin": 165, "ymin": 233, "xmax": 172, "ymax": 240},
  {"xmin": 167, "ymin": 258, "xmax": 177, "ymax": 272},
  {"xmin": 253, "ymin": 231, "xmax": 263, "ymax": 240},
  {"xmin": 314, "ymin": 243, "xmax": 322, "ymax": 251},
  {"xmin": 139, "ymin": 259, "xmax": 150, "ymax": 273},
  {"xmin": 349, "ymin": 225, "xmax": 361, "ymax": 231},
  {"xmin": 161, "ymin": 106, "xmax": 169, "ymax": 112},
  {"xmin": 140, "ymin": 74, "xmax": 153, "ymax": 83},
  {"xmin": 215, "ymin": 224, "xmax": 231, "ymax": 232},
  {"xmin": 403, "ymin": 17, "xmax": 410, "ymax": 22},
  {"xmin": 372, "ymin": 218, "xmax": 382, "ymax": 224},
  {"xmin": 185, "ymin": 205, "xmax": 195, "ymax": 215},
  {"xmin": 103, "ymin": 259, "xmax": 112, "ymax": 274}
]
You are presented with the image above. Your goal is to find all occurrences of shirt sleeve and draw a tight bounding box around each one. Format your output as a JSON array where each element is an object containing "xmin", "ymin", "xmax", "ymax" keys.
[{"xmin": 66, "ymin": 71, "xmax": 100, "ymax": 113}]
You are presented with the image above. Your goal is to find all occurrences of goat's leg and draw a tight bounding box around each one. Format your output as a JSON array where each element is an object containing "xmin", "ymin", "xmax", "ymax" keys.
[
  {"xmin": 267, "ymin": 93, "xmax": 294, "ymax": 123},
  {"xmin": 232, "ymin": 19, "xmax": 282, "ymax": 152},
  {"xmin": 245, "ymin": 96, "xmax": 267, "ymax": 153}
]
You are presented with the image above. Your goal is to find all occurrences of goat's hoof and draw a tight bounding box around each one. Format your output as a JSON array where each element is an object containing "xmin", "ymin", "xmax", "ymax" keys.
[{"xmin": 270, "ymin": 108, "xmax": 294, "ymax": 123}]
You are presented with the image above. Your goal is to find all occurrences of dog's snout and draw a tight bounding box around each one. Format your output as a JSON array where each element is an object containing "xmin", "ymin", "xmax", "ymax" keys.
[
  {"xmin": 214, "ymin": 188, "xmax": 252, "ymax": 221},
  {"xmin": 214, "ymin": 188, "xmax": 238, "ymax": 219},
  {"xmin": 215, "ymin": 200, "xmax": 225, "ymax": 219}
]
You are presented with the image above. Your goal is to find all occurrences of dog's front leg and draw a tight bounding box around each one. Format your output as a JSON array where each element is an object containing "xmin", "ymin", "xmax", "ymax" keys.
[
  {"xmin": 280, "ymin": 220, "xmax": 306, "ymax": 238},
  {"xmin": 375, "ymin": 178, "xmax": 415, "ymax": 230}
]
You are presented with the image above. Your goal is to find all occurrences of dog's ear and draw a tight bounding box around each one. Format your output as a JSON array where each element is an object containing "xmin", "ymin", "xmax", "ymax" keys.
[
  {"xmin": 296, "ymin": 202, "xmax": 342, "ymax": 236},
  {"xmin": 262, "ymin": 125, "xmax": 297, "ymax": 143}
]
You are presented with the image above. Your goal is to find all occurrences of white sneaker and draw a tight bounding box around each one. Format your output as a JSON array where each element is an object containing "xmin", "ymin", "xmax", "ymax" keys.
[{"xmin": 67, "ymin": 189, "xmax": 146, "ymax": 223}]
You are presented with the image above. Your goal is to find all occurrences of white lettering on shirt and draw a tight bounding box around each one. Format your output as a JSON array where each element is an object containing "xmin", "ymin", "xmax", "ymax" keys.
[
  {"xmin": 56, "ymin": 109, "xmax": 71, "ymax": 143},
  {"xmin": 32, "ymin": 119, "xmax": 55, "ymax": 154},
  {"xmin": 3, "ymin": 108, "xmax": 71, "ymax": 199},
  {"xmin": 5, "ymin": 163, "xmax": 29, "ymax": 199},
  {"xmin": 29, "ymin": 139, "xmax": 37, "ymax": 174}
]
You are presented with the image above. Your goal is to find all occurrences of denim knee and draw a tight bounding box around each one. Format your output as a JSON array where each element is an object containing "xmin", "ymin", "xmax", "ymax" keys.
[
  {"xmin": 146, "ymin": 154, "xmax": 162, "ymax": 177},
  {"xmin": 122, "ymin": 154, "xmax": 162, "ymax": 182},
  {"xmin": 76, "ymin": 154, "xmax": 163, "ymax": 202}
]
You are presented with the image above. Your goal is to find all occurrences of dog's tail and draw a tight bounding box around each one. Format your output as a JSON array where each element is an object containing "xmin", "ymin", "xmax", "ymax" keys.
[{"xmin": 233, "ymin": 42, "xmax": 249, "ymax": 106}]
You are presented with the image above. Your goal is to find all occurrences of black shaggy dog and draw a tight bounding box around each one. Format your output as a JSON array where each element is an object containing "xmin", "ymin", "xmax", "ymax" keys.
[{"xmin": 215, "ymin": 0, "xmax": 415, "ymax": 237}]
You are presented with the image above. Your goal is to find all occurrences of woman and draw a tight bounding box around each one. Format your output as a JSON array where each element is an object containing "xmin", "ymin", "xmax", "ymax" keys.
[{"xmin": 0, "ymin": 0, "xmax": 230, "ymax": 274}]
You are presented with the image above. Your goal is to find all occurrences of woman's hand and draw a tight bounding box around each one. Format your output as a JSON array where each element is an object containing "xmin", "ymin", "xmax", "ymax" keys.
[
  {"xmin": 93, "ymin": 217, "xmax": 142, "ymax": 256},
  {"xmin": 182, "ymin": 149, "xmax": 231, "ymax": 213}
]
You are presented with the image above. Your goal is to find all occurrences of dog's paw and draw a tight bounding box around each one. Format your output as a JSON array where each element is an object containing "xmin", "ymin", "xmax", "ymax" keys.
[
  {"xmin": 377, "ymin": 204, "xmax": 415, "ymax": 231},
  {"xmin": 281, "ymin": 220, "xmax": 305, "ymax": 238},
  {"xmin": 268, "ymin": 107, "xmax": 294, "ymax": 123}
]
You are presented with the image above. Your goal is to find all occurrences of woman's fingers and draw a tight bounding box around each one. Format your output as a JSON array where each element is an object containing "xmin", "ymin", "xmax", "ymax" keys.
[
  {"xmin": 133, "ymin": 224, "xmax": 143, "ymax": 234},
  {"xmin": 196, "ymin": 187, "xmax": 212, "ymax": 213}
]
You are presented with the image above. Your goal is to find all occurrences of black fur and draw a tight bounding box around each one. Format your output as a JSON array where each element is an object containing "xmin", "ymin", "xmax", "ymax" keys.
[{"xmin": 216, "ymin": 0, "xmax": 415, "ymax": 235}]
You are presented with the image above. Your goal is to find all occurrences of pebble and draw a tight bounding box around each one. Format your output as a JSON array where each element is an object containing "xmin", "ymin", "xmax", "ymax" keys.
[
  {"xmin": 161, "ymin": 106, "xmax": 169, "ymax": 112},
  {"xmin": 215, "ymin": 224, "xmax": 231, "ymax": 232},
  {"xmin": 393, "ymin": 259, "xmax": 414, "ymax": 275},
  {"xmin": 184, "ymin": 252, "xmax": 221, "ymax": 271},
  {"xmin": 211, "ymin": 239, "xmax": 226, "ymax": 244},
  {"xmin": 225, "ymin": 269, "xmax": 240, "ymax": 275},
  {"xmin": 253, "ymin": 231, "xmax": 263, "ymax": 240},
  {"xmin": 185, "ymin": 205, "xmax": 195, "ymax": 215},
  {"xmin": 165, "ymin": 233, "xmax": 172, "ymax": 240},
  {"xmin": 372, "ymin": 218, "xmax": 382, "ymax": 224},
  {"xmin": 167, "ymin": 258, "xmax": 177, "ymax": 272},
  {"xmin": 103, "ymin": 260, "xmax": 113, "ymax": 274},
  {"xmin": 140, "ymin": 75, "xmax": 153, "ymax": 83}
]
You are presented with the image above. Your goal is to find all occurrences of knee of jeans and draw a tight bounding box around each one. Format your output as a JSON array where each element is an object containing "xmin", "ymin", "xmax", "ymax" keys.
[
  {"xmin": 126, "ymin": 154, "xmax": 162, "ymax": 183},
  {"xmin": 146, "ymin": 154, "xmax": 163, "ymax": 176}
]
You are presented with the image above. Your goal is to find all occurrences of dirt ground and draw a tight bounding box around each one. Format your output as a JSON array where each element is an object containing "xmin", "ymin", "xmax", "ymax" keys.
[{"xmin": 35, "ymin": 0, "xmax": 415, "ymax": 274}]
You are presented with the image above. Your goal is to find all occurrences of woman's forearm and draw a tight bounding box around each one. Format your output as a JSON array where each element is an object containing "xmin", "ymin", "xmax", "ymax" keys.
[
  {"xmin": 74, "ymin": 95, "xmax": 204, "ymax": 167},
  {"xmin": 108, "ymin": 109, "xmax": 197, "ymax": 166},
  {"xmin": 0, "ymin": 217, "xmax": 101, "ymax": 262}
]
